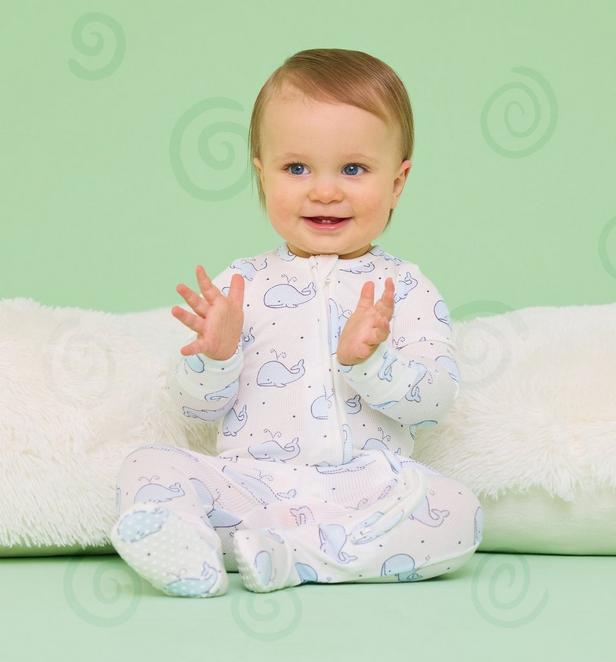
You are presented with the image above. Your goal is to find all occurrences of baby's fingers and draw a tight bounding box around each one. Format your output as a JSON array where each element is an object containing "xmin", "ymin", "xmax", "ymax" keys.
[
  {"xmin": 175, "ymin": 282, "xmax": 210, "ymax": 317},
  {"xmin": 227, "ymin": 273, "xmax": 245, "ymax": 307},
  {"xmin": 170, "ymin": 305, "xmax": 202, "ymax": 334},
  {"xmin": 178, "ymin": 338, "xmax": 203, "ymax": 357},
  {"xmin": 376, "ymin": 278, "xmax": 395, "ymax": 318},
  {"xmin": 196, "ymin": 265, "xmax": 221, "ymax": 304}
]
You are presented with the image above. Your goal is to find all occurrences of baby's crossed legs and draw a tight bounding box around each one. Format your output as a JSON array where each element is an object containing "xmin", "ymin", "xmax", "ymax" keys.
[
  {"xmin": 114, "ymin": 443, "xmax": 407, "ymax": 572},
  {"xmin": 112, "ymin": 443, "xmax": 482, "ymax": 590}
]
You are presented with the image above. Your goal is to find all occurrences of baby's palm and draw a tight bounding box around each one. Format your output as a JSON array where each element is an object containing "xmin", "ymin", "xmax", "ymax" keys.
[
  {"xmin": 172, "ymin": 265, "xmax": 245, "ymax": 360},
  {"xmin": 337, "ymin": 278, "xmax": 395, "ymax": 366}
]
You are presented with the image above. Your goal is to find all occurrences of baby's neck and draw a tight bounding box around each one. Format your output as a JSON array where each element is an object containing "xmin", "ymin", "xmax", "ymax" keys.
[{"xmin": 286, "ymin": 242, "xmax": 373, "ymax": 260}]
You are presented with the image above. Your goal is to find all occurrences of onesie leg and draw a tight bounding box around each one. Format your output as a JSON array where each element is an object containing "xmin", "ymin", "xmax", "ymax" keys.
[
  {"xmin": 233, "ymin": 464, "xmax": 483, "ymax": 592},
  {"xmin": 112, "ymin": 443, "xmax": 267, "ymax": 574},
  {"xmin": 112, "ymin": 443, "xmax": 336, "ymax": 576}
]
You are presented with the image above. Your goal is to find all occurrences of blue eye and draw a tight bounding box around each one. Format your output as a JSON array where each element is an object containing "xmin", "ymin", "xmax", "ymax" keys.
[
  {"xmin": 342, "ymin": 163, "xmax": 365, "ymax": 176},
  {"xmin": 286, "ymin": 163, "xmax": 306, "ymax": 175},
  {"xmin": 284, "ymin": 162, "xmax": 367, "ymax": 176}
]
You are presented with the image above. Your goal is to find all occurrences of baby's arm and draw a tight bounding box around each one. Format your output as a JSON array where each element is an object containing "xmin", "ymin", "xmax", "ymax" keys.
[
  {"xmin": 169, "ymin": 266, "xmax": 244, "ymax": 422},
  {"xmin": 335, "ymin": 264, "xmax": 460, "ymax": 427}
]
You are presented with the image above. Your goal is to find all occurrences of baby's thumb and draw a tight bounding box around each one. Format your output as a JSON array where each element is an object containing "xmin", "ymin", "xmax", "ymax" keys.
[{"xmin": 228, "ymin": 273, "xmax": 245, "ymax": 305}]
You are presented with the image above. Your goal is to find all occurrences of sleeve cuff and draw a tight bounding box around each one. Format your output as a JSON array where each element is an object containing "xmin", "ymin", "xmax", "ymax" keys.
[
  {"xmin": 197, "ymin": 342, "xmax": 243, "ymax": 373},
  {"xmin": 174, "ymin": 340, "xmax": 243, "ymax": 396},
  {"xmin": 334, "ymin": 341, "xmax": 389, "ymax": 386}
]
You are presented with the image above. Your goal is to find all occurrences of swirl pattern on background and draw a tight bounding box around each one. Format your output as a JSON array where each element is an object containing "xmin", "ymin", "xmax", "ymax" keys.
[
  {"xmin": 230, "ymin": 588, "xmax": 303, "ymax": 641},
  {"xmin": 63, "ymin": 557, "xmax": 142, "ymax": 626},
  {"xmin": 471, "ymin": 552, "xmax": 549, "ymax": 627},
  {"xmin": 68, "ymin": 12, "xmax": 126, "ymax": 80},
  {"xmin": 598, "ymin": 215, "xmax": 616, "ymax": 279},
  {"xmin": 169, "ymin": 97, "xmax": 250, "ymax": 201},
  {"xmin": 480, "ymin": 66, "xmax": 557, "ymax": 157}
]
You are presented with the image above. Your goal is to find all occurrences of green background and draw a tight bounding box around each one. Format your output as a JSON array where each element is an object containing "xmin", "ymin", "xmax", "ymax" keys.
[
  {"xmin": 2, "ymin": 0, "xmax": 615, "ymax": 319},
  {"xmin": 1, "ymin": 2, "xmax": 615, "ymax": 661}
]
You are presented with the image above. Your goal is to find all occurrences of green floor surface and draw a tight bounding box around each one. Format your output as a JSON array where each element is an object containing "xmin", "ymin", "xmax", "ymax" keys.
[{"xmin": 1, "ymin": 551, "xmax": 613, "ymax": 662}]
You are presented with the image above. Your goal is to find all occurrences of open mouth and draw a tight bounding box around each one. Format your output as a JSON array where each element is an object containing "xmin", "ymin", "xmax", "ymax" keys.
[{"xmin": 303, "ymin": 216, "xmax": 351, "ymax": 230}]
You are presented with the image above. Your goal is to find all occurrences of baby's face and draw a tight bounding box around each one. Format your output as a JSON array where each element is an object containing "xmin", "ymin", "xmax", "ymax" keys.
[{"xmin": 253, "ymin": 84, "xmax": 411, "ymax": 259}]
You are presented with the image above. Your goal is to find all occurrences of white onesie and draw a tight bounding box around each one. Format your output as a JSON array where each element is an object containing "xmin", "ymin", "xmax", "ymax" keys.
[
  {"xmin": 109, "ymin": 241, "xmax": 479, "ymax": 595},
  {"xmin": 170, "ymin": 240, "xmax": 461, "ymax": 467}
]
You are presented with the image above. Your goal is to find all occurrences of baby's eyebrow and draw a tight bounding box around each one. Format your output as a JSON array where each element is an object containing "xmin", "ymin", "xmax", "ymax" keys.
[{"xmin": 276, "ymin": 152, "xmax": 379, "ymax": 164}]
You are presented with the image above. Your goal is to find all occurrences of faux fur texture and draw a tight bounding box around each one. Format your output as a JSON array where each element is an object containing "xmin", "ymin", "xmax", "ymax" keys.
[
  {"xmin": 1, "ymin": 297, "xmax": 614, "ymax": 553},
  {"xmin": 414, "ymin": 302, "xmax": 616, "ymax": 502}
]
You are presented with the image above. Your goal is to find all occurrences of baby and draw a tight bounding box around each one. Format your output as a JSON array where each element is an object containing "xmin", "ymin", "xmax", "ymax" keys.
[{"xmin": 110, "ymin": 48, "xmax": 483, "ymax": 598}]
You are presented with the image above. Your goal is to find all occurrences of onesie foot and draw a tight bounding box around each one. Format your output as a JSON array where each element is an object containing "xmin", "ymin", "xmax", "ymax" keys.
[
  {"xmin": 233, "ymin": 528, "xmax": 299, "ymax": 593},
  {"xmin": 110, "ymin": 501, "xmax": 228, "ymax": 598}
]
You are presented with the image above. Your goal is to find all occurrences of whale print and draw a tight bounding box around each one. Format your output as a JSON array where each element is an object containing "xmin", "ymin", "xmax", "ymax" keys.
[
  {"xmin": 164, "ymin": 561, "xmax": 225, "ymax": 597},
  {"xmin": 381, "ymin": 554, "xmax": 423, "ymax": 582},
  {"xmin": 230, "ymin": 256, "xmax": 268, "ymax": 281},
  {"xmin": 188, "ymin": 476, "xmax": 244, "ymax": 529},
  {"xmin": 319, "ymin": 523, "xmax": 358, "ymax": 563},
  {"xmin": 221, "ymin": 464, "xmax": 297, "ymax": 504},
  {"xmin": 222, "ymin": 403, "xmax": 248, "ymax": 436},
  {"xmin": 248, "ymin": 429, "xmax": 301, "ymax": 462},
  {"xmin": 314, "ymin": 453, "xmax": 377, "ymax": 474},
  {"xmin": 393, "ymin": 271, "xmax": 418, "ymax": 303},
  {"xmin": 256, "ymin": 350, "xmax": 305, "ymax": 387},
  {"xmin": 116, "ymin": 506, "xmax": 170, "ymax": 543},
  {"xmin": 310, "ymin": 386, "xmax": 335, "ymax": 419},
  {"xmin": 263, "ymin": 276, "xmax": 317, "ymax": 308},
  {"xmin": 134, "ymin": 478, "xmax": 185, "ymax": 504},
  {"xmin": 295, "ymin": 562, "xmax": 319, "ymax": 583}
]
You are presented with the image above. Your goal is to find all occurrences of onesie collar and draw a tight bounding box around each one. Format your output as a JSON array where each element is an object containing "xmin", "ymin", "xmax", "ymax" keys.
[{"xmin": 276, "ymin": 241, "xmax": 381, "ymax": 266}]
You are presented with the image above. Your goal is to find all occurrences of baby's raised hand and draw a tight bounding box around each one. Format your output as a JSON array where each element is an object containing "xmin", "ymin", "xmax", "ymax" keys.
[
  {"xmin": 336, "ymin": 277, "xmax": 395, "ymax": 366},
  {"xmin": 171, "ymin": 265, "xmax": 245, "ymax": 360}
]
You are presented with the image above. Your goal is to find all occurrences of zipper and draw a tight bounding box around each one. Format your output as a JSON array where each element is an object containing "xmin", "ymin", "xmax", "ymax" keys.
[{"xmin": 315, "ymin": 257, "xmax": 349, "ymax": 465}]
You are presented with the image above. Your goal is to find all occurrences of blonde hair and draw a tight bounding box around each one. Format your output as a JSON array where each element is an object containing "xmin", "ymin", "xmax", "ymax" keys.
[{"xmin": 248, "ymin": 48, "xmax": 414, "ymax": 229}]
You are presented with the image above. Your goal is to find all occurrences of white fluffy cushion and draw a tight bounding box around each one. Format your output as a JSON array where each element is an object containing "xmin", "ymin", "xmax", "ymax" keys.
[
  {"xmin": 413, "ymin": 303, "xmax": 616, "ymax": 555},
  {"xmin": 0, "ymin": 297, "xmax": 614, "ymax": 556}
]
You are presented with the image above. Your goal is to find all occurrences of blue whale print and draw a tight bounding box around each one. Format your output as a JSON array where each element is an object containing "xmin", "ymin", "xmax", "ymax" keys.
[
  {"xmin": 164, "ymin": 561, "xmax": 225, "ymax": 597},
  {"xmin": 381, "ymin": 554, "xmax": 423, "ymax": 582},
  {"xmin": 221, "ymin": 464, "xmax": 297, "ymax": 504},
  {"xmin": 248, "ymin": 431, "xmax": 301, "ymax": 462},
  {"xmin": 222, "ymin": 403, "xmax": 248, "ymax": 436},
  {"xmin": 263, "ymin": 279, "xmax": 316, "ymax": 308},
  {"xmin": 230, "ymin": 257, "xmax": 268, "ymax": 281},
  {"xmin": 256, "ymin": 351, "xmax": 305, "ymax": 387},
  {"xmin": 311, "ymin": 387, "xmax": 334, "ymax": 419},
  {"xmin": 116, "ymin": 506, "xmax": 169, "ymax": 543},
  {"xmin": 134, "ymin": 479, "xmax": 185, "ymax": 504},
  {"xmin": 188, "ymin": 476, "xmax": 244, "ymax": 529},
  {"xmin": 319, "ymin": 523, "xmax": 358, "ymax": 563},
  {"xmin": 295, "ymin": 562, "xmax": 319, "ymax": 584}
]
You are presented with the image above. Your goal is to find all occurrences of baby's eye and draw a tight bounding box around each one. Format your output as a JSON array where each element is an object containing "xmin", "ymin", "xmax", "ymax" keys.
[
  {"xmin": 342, "ymin": 163, "xmax": 366, "ymax": 176},
  {"xmin": 285, "ymin": 162, "xmax": 307, "ymax": 176},
  {"xmin": 284, "ymin": 162, "xmax": 367, "ymax": 176}
]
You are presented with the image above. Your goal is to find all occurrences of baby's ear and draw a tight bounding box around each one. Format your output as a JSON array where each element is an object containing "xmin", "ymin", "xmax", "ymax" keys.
[
  {"xmin": 252, "ymin": 157, "xmax": 266, "ymax": 188},
  {"xmin": 252, "ymin": 156, "xmax": 263, "ymax": 174}
]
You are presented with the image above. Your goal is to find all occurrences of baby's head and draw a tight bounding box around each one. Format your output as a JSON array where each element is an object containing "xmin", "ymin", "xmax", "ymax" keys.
[{"xmin": 249, "ymin": 48, "xmax": 413, "ymax": 260}]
